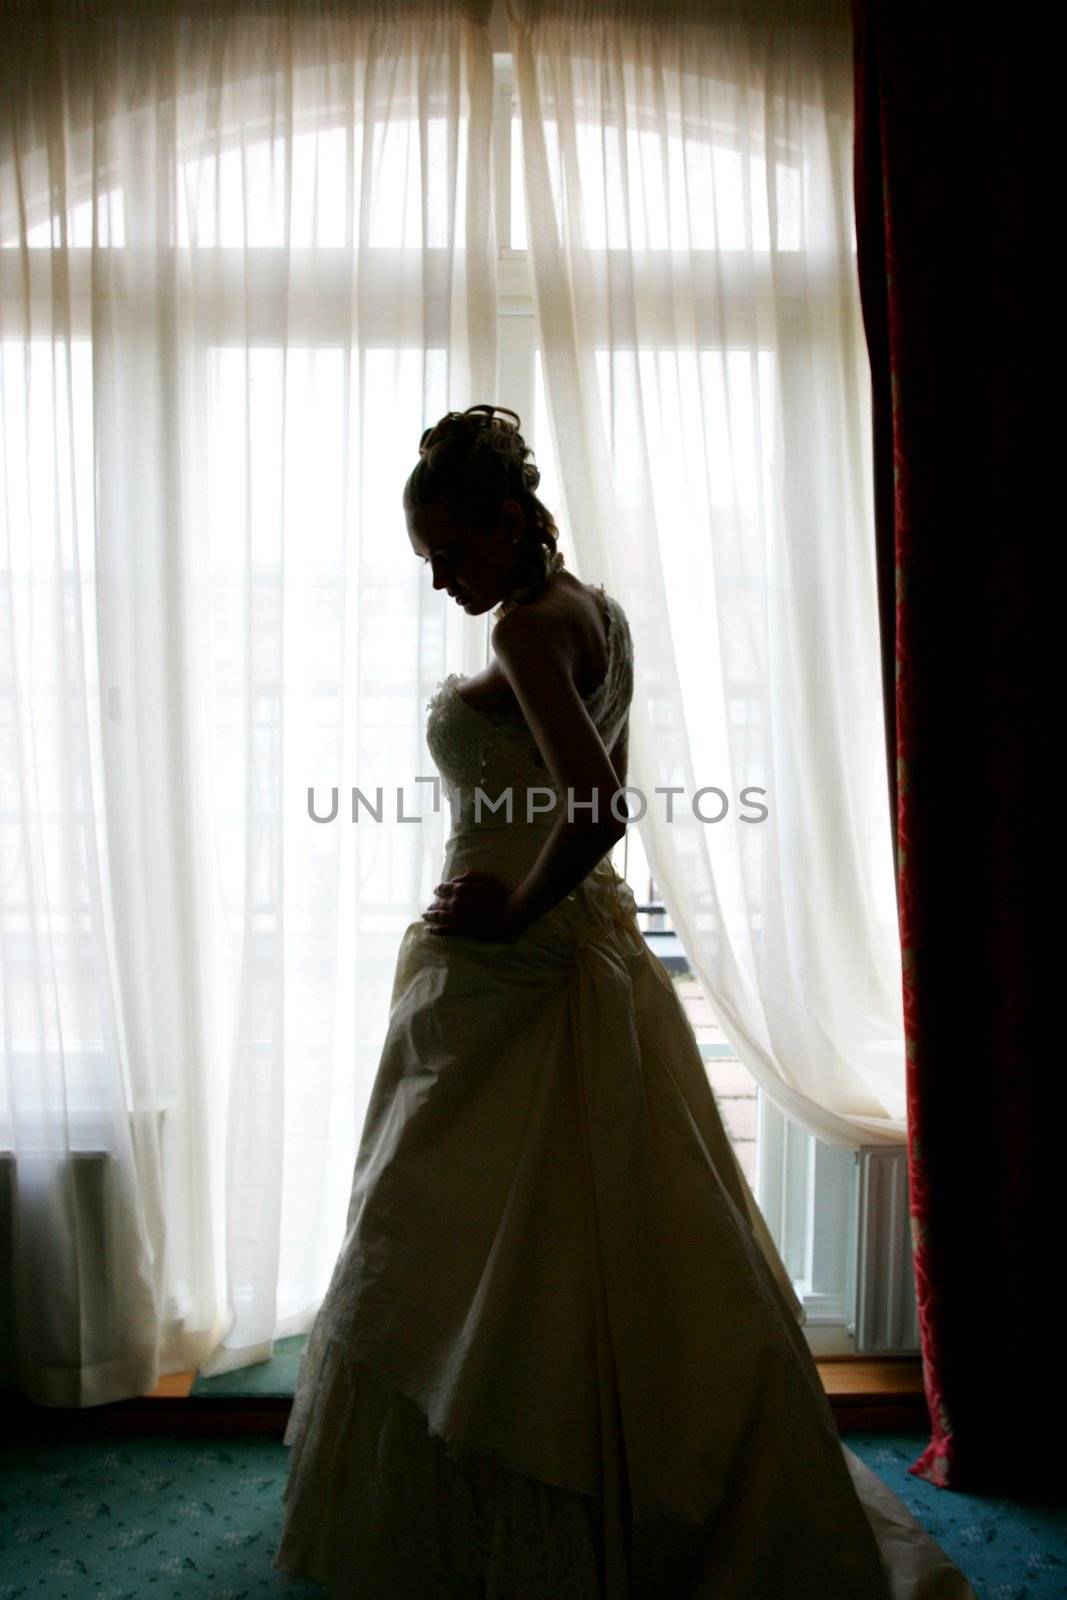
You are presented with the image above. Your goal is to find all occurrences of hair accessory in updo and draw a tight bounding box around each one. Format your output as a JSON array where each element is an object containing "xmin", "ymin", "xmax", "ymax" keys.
[{"xmin": 418, "ymin": 405, "xmax": 541, "ymax": 492}]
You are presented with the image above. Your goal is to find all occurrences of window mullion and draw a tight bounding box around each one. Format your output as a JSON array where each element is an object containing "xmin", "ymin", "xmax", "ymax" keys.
[{"xmin": 492, "ymin": 54, "xmax": 513, "ymax": 254}]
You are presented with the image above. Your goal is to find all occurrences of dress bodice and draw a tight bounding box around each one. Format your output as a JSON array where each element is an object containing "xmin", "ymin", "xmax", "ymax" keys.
[
  {"xmin": 424, "ymin": 584, "xmax": 634, "ymax": 850},
  {"xmin": 423, "ymin": 585, "xmax": 635, "ymax": 905}
]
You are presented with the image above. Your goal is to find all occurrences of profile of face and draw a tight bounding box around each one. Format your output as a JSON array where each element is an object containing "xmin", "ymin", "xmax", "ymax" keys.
[{"xmin": 406, "ymin": 497, "xmax": 531, "ymax": 616}]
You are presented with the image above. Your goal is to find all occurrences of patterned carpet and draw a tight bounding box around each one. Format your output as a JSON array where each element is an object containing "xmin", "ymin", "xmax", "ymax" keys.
[
  {"xmin": 1, "ymin": 1406, "xmax": 1063, "ymax": 1597},
  {"xmin": 841, "ymin": 1433, "xmax": 1065, "ymax": 1600}
]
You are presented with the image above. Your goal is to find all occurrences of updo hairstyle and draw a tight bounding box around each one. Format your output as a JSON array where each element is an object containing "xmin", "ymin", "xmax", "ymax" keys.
[{"xmin": 404, "ymin": 404, "xmax": 565, "ymax": 614}]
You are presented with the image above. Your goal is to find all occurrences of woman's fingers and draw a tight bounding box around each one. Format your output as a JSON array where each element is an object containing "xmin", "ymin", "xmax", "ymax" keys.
[
  {"xmin": 433, "ymin": 871, "xmax": 479, "ymax": 893},
  {"xmin": 423, "ymin": 885, "xmax": 456, "ymax": 928},
  {"xmin": 424, "ymin": 871, "xmax": 506, "ymax": 936}
]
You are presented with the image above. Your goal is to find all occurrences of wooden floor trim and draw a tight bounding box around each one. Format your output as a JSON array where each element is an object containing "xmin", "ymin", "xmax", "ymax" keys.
[{"xmin": 2, "ymin": 1358, "xmax": 930, "ymax": 1441}]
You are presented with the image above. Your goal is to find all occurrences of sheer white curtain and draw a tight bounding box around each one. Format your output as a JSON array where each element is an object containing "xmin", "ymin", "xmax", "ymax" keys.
[
  {"xmin": 0, "ymin": 0, "xmax": 496, "ymax": 1403},
  {"xmin": 506, "ymin": 0, "xmax": 906, "ymax": 1147}
]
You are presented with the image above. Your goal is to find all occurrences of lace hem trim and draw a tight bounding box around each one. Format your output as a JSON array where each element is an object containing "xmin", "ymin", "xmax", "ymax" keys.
[{"xmin": 275, "ymin": 1315, "xmax": 605, "ymax": 1600}]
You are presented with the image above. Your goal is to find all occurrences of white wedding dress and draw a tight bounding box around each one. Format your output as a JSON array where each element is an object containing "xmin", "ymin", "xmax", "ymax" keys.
[{"xmin": 274, "ymin": 586, "xmax": 978, "ymax": 1600}]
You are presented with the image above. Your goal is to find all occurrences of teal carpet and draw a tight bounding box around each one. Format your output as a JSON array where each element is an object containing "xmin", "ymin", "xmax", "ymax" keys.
[
  {"xmin": 188, "ymin": 1335, "xmax": 309, "ymax": 1399},
  {"xmin": 841, "ymin": 1434, "xmax": 1065, "ymax": 1599},
  {"xmin": 2, "ymin": 1351, "xmax": 1064, "ymax": 1600},
  {"xmin": 2, "ymin": 1431, "xmax": 1063, "ymax": 1598}
]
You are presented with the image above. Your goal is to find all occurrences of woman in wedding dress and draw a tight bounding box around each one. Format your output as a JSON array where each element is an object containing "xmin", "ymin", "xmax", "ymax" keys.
[{"xmin": 273, "ymin": 406, "xmax": 978, "ymax": 1600}]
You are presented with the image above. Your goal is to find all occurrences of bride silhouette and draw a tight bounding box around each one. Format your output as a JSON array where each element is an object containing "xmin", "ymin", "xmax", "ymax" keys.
[{"xmin": 273, "ymin": 406, "xmax": 976, "ymax": 1599}]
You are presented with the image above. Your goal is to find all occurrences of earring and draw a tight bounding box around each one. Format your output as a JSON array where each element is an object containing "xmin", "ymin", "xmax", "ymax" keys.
[{"xmin": 494, "ymin": 539, "xmax": 566, "ymax": 619}]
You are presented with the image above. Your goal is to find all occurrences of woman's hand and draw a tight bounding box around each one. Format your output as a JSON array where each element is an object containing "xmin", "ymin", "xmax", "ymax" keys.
[{"xmin": 422, "ymin": 869, "xmax": 525, "ymax": 943}]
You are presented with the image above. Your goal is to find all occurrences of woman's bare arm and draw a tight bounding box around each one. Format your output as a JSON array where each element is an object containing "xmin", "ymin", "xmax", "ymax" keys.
[{"xmin": 490, "ymin": 607, "xmax": 627, "ymax": 935}]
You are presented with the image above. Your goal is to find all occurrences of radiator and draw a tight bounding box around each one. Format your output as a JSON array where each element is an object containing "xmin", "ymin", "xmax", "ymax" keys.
[
  {"xmin": 0, "ymin": 1145, "xmax": 116, "ymax": 1381},
  {"xmin": 756, "ymin": 1088, "xmax": 920, "ymax": 1355},
  {"xmin": 845, "ymin": 1144, "xmax": 920, "ymax": 1355}
]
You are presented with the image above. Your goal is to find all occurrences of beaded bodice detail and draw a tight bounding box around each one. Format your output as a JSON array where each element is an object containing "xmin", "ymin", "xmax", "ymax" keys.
[{"xmin": 424, "ymin": 585, "xmax": 633, "ymax": 835}]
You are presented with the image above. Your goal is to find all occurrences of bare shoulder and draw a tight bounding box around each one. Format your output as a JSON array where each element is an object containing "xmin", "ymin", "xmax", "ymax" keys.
[
  {"xmin": 491, "ymin": 574, "xmax": 614, "ymax": 706},
  {"xmin": 489, "ymin": 598, "xmax": 550, "ymax": 652}
]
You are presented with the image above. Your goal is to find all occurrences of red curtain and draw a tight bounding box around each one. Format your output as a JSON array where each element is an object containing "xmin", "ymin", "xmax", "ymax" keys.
[{"xmin": 851, "ymin": 2, "xmax": 1054, "ymax": 1493}]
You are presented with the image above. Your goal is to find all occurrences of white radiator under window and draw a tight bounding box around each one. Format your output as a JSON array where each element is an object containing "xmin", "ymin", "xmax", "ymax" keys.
[
  {"xmin": 0, "ymin": 1145, "xmax": 116, "ymax": 1380},
  {"xmin": 755, "ymin": 1088, "xmax": 919, "ymax": 1356}
]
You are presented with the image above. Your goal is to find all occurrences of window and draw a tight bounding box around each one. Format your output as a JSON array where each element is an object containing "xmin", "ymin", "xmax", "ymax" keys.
[{"xmin": 2, "ymin": 43, "xmax": 863, "ymax": 1339}]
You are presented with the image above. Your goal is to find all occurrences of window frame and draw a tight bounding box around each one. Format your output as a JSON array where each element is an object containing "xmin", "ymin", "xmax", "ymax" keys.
[{"xmin": 1, "ymin": 48, "xmax": 882, "ymax": 1347}]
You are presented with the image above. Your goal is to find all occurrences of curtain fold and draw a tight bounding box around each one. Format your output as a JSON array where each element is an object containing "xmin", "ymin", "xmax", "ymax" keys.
[
  {"xmin": 0, "ymin": 0, "xmax": 497, "ymax": 1404},
  {"xmin": 852, "ymin": 0, "xmax": 1053, "ymax": 1494},
  {"xmin": 505, "ymin": 0, "xmax": 904, "ymax": 1149}
]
